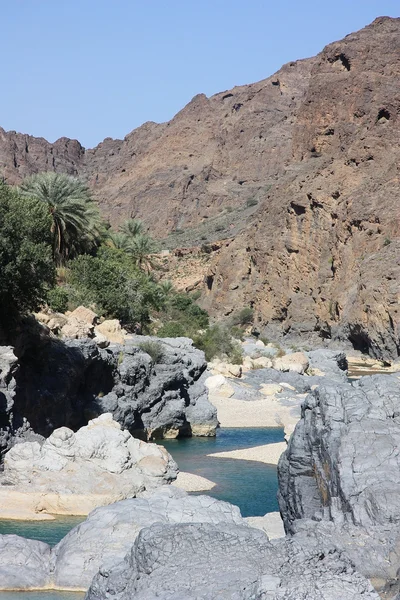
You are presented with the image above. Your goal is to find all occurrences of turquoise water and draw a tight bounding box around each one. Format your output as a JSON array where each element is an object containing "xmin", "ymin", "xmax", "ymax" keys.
[
  {"xmin": 160, "ymin": 427, "xmax": 284, "ymax": 517},
  {"xmin": 0, "ymin": 515, "xmax": 84, "ymax": 546},
  {"xmin": 0, "ymin": 428, "xmax": 283, "ymax": 600}
]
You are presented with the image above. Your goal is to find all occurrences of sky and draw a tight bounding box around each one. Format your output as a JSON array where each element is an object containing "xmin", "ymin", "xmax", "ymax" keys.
[{"xmin": 1, "ymin": 1, "xmax": 399, "ymax": 148}]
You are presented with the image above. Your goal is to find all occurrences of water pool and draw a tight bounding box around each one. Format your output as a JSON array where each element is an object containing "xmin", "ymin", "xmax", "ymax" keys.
[
  {"xmin": 0, "ymin": 515, "xmax": 84, "ymax": 546},
  {"xmin": 160, "ymin": 426, "xmax": 284, "ymax": 517},
  {"xmin": 0, "ymin": 427, "xmax": 283, "ymax": 600}
]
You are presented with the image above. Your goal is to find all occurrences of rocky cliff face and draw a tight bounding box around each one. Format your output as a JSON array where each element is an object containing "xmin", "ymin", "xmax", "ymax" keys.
[
  {"xmin": 278, "ymin": 374, "xmax": 400, "ymax": 596},
  {"xmin": 1, "ymin": 18, "xmax": 399, "ymax": 359},
  {"xmin": 0, "ymin": 334, "xmax": 217, "ymax": 459}
]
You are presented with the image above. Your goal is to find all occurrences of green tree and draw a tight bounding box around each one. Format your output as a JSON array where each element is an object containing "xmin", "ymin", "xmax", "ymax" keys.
[
  {"xmin": 128, "ymin": 234, "xmax": 157, "ymax": 272},
  {"xmin": 19, "ymin": 172, "xmax": 105, "ymax": 265},
  {"xmin": 68, "ymin": 247, "xmax": 163, "ymax": 329},
  {"xmin": 119, "ymin": 218, "xmax": 143, "ymax": 238},
  {"xmin": 0, "ymin": 182, "xmax": 55, "ymax": 330},
  {"xmin": 107, "ymin": 218, "xmax": 158, "ymax": 272}
]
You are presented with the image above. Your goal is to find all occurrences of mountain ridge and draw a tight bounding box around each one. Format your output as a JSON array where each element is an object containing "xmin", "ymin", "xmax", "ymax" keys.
[{"xmin": 1, "ymin": 15, "xmax": 400, "ymax": 359}]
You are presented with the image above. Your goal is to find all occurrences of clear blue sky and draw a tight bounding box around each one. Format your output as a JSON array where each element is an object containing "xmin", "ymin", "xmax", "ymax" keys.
[{"xmin": 2, "ymin": 1, "xmax": 399, "ymax": 148}]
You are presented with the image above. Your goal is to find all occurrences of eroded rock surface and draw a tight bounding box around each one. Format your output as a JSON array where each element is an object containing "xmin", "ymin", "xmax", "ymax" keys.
[
  {"xmin": 278, "ymin": 374, "xmax": 400, "ymax": 594},
  {"xmin": 85, "ymin": 521, "xmax": 379, "ymax": 599},
  {"xmin": 51, "ymin": 486, "xmax": 245, "ymax": 589},
  {"xmin": 1, "ymin": 334, "xmax": 217, "ymax": 451},
  {"xmin": 0, "ymin": 535, "xmax": 51, "ymax": 590},
  {"xmin": 0, "ymin": 414, "xmax": 177, "ymax": 517}
]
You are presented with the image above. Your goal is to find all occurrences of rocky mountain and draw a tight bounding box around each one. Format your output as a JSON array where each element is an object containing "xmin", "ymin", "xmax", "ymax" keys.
[{"xmin": 1, "ymin": 17, "xmax": 399, "ymax": 359}]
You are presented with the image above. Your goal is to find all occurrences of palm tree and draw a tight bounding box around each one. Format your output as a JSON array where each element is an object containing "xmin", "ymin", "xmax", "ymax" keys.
[
  {"xmin": 107, "ymin": 218, "xmax": 159, "ymax": 273},
  {"xmin": 119, "ymin": 218, "xmax": 143, "ymax": 238},
  {"xmin": 128, "ymin": 234, "xmax": 158, "ymax": 272},
  {"xmin": 19, "ymin": 172, "xmax": 104, "ymax": 264}
]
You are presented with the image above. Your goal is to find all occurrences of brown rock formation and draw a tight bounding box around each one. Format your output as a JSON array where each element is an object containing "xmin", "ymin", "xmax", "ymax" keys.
[{"xmin": 0, "ymin": 17, "xmax": 399, "ymax": 359}]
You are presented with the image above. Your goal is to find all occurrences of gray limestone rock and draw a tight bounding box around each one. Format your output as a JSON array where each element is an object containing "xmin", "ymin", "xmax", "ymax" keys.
[
  {"xmin": 306, "ymin": 348, "xmax": 348, "ymax": 381},
  {"xmin": 0, "ymin": 414, "xmax": 178, "ymax": 520},
  {"xmin": 51, "ymin": 486, "xmax": 246, "ymax": 589},
  {"xmin": 85, "ymin": 521, "xmax": 379, "ymax": 599},
  {"xmin": 279, "ymin": 374, "xmax": 400, "ymax": 530},
  {"xmin": 0, "ymin": 534, "xmax": 51, "ymax": 590},
  {"xmin": 278, "ymin": 373, "xmax": 400, "ymax": 594},
  {"xmin": 0, "ymin": 334, "xmax": 217, "ymax": 452}
]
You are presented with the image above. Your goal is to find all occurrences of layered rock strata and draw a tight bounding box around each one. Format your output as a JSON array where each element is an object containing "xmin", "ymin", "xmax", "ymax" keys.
[{"xmin": 278, "ymin": 373, "xmax": 400, "ymax": 595}]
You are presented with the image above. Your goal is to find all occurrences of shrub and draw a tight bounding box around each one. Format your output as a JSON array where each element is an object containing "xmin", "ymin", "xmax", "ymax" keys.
[
  {"xmin": 69, "ymin": 247, "xmax": 163, "ymax": 328},
  {"xmin": 157, "ymin": 321, "xmax": 187, "ymax": 338},
  {"xmin": 229, "ymin": 326, "xmax": 245, "ymax": 341},
  {"xmin": 47, "ymin": 286, "xmax": 69, "ymax": 313},
  {"xmin": 384, "ymin": 238, "xmax": 391, "ymax": 246},
  {"xmin": 246, "ymin": 198, "xmax": 258, "ymax": 207},
  {"xmin": 138, "ymin": 340, "xmax": 165, "ymax": 363},
  {"xmin": 275, "ymin": 346, "xmax": 286, "ymax": 358},
  {"xmin": 231, "ymin": 307, "xmax": 254, "ymax": 326},
  {"xmin": 157, "ymin": 293, "xmax": 209, "ymax": 337},
  {"xmin": 193, "ymin": 324, "xmax": 243, "ymax": 363}
]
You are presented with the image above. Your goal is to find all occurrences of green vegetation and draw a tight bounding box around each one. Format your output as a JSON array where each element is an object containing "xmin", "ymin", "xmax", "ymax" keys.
[
  {"xmin": 67, "ymin": 247, "xmax": 164, "ymax": 329},
  {"xmin": 47, "ymin": 286, "xmax": 69, "ymax": 313},
  {"xmin": 246, "ymin": 198, "xmax": 258, "ymax": 207},
  {"xmin": 157, "ymin": 321, "xmax": 187, "ymax": 338},
  {"xmin": 383, "ymin": 237, "xmax": 391, "ymax": 246},
  {"xmin": 231, "ymin": 307, "xmax": 254, "ymax": 326},
  {"xmin": 108, "ymin": 219, "xmax": 158, "ymax": 272},
  {"xmin": 193, "ymin": 325, "xmax": 243, "ymax": 363},
  {"xmin": 0, "ymin": 172, "xmax": 215, "ymax": 347},
  {"xmin": 0, "ymin": 182, "xmax": 55, "ymax": 330},
  {"xmin": 157, "ymin": 293, "xmax": 209, "ymax": 338},
  {"xmin": 19, "ymin": 173, "xmax": 104, "ymax": 265},
  {"xmin": 138, "ymin": 340, "xmax": 165, "ymax": 363}
]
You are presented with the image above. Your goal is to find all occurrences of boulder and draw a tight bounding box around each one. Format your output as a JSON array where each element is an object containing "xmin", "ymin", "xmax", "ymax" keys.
[
  {"xmin": 95, "ymin": 319, "xmax": 126, "ymax": 344},
  {"xmin": 0, "ymin": 414, "xmax": 177, "ymax": 518},
  {"xmin": 68, "ymin": 306, "xmax": 98, "ymax": 325},
  {"xmin": 259, "ymin": 383, "xmax": 283, "ymax": 396},
  {"xmin": 252, "ymin": 356, "xmax": 273, "ymax": 369},
  {"xmin": 273, "ymin": 352, "xmax": 309, "ymax": 374},
  {"xmin": 86, "ymin": 521, "xmax": 379, "ymax": 599},
  {"xmin": 34, "ymin": 311, "xmax": 51, "ymax": 324},
  {"xmin": 0, "ymin": 535, "xmax": 51, "ymax": 590},
  {"xmin": 306, "ymin": 349, "xmax": 348, "ymax": 381},
  {"xmin": 209, "ymin": 360, "xmax": 242, "ymax": 378},
  {"xmin": 47, "ymin": 313, "xmax": 68, "ymax": 332},
  {"xmin": 205, "ymin": 374, "xmax": 235, "ymax": 397},
  {"xmin": 61, "ymin": 316, "xmax": 94, "ymax": 339},
  {"xmin": 50, "ymin": 487, "xmax": 246, "ymax": 589},
  {"xmin": 242, "ymin": 356, "xmax": 254, "ymax": 370},
  {"xmin": 92, "ymin": 332, "xmax": 109, "ymax": 348}
]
